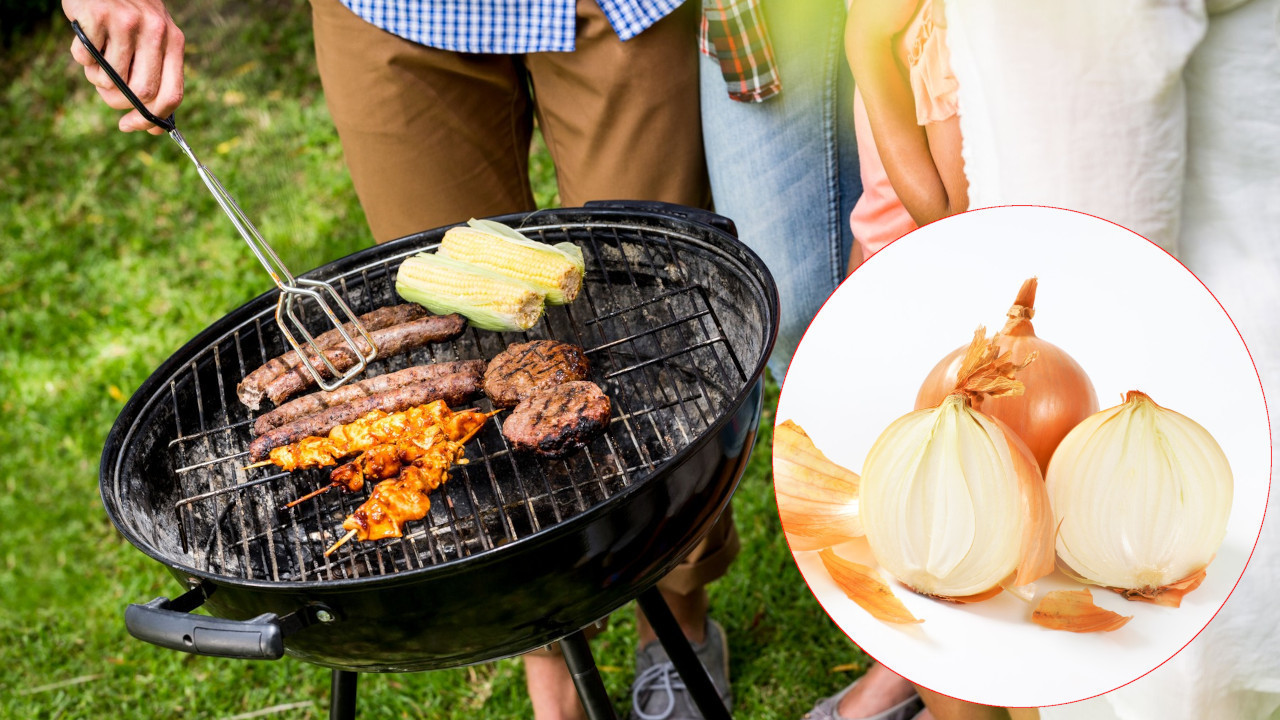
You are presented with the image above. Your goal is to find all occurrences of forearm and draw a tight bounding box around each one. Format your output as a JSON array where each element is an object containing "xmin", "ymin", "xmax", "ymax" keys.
[{"xmin": 846, "ymin": 1, "xmax": 960, "ymax": 225}]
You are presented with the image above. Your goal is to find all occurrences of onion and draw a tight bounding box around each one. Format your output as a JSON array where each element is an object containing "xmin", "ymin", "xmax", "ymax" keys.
[
  {"xmin": 1045, "ymin": 391, "xmax": 1232, "ymax": 606},
  {"xmin": 860, "ymin": 328, "xmax": 1056, "ymax": 600},
  {"xmin": 916, "ymin": 278, "xmax": 1099, "ymax": 472}
]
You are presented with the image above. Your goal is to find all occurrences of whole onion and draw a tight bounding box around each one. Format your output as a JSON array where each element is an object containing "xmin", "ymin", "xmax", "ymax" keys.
[{"xmin": 916, "ymin": 278, "xmax": 1098, "ymax": 472}]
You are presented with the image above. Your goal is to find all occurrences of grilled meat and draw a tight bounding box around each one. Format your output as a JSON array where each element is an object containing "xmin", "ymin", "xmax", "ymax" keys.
[
  {"xmin": 255, "ymin": 401, "xmax": 489, "ymax": 468},
  {"xmin": 502, "ymin": 381, "xmax": 611, "ymax": 458},
  {"xmin": 327, "ymin": 438, "xmax": 464, "ymax": 554},
  {"xmin": 282, "ymin": 413, "xmax": 493, "ymax": 508},
  {"xmin": 260, "ymin": 313, "xmax": 467, "ymax": 407},
  {"xmin": 484, "ymin": 340, "xmax": 590, "ymax": 407},
  {"xmin": 253, "ymin": 359, "xmax": 484, "ymax": 436},
  {"xmin": 236, "ymin": 303, "xmax": 428, "ymax": 409},
  {"xmin": 248, "ymin": 369, "xmax": 481, "ymax": 461}
]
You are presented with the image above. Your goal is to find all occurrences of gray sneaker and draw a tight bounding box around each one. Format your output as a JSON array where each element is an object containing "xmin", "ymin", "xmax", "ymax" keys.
[{"xmin": 630, "ymin": 619, "xmax": 733, "ymax": 719}]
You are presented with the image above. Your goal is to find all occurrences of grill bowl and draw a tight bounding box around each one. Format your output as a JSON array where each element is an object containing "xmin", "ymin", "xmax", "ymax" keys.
[{"xmin": 101, "ymin": 203, "xmax": 777, "ymax": 671}]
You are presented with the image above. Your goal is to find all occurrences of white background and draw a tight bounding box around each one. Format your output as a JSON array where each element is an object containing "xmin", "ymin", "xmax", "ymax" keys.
[{"xmin": 776, "ymin": 206, "xmax": 1271, "ymax": 708}]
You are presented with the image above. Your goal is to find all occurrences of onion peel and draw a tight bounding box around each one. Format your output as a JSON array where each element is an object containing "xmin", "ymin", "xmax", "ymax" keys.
[
  {"xmin": 773, "ymin": 420, "xmax": 863, "ymax": 549},
  {"xmin": 819, "ymin": 548, "xmax": 922, "ymax": 624},
  {"xmin": 950, "ymin": 326, "xmax": 1036, "ymax": 403},
  {"xmin": 1112, "ymin": 566, "xmax": 1208, "ymax": 608},
  {"xmin": 1031, "ymin": 589, "xmax": 1132, "ymax": 633}
]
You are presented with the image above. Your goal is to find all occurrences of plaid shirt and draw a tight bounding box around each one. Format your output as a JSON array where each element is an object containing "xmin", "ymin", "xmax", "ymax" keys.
[
  {"xmin": 339, "ymin": 0, "xmax": 685, "ymax": 53},
  {"xmin": 700, "ymin": 0, "xmax": 781, "ymax": 102}
]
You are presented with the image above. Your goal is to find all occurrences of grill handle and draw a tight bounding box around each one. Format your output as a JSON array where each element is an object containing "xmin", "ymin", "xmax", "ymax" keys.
[
  {"xmin": 582, "ymin": 200, "xmax": 738, "ymax": 238},
  {"xmin": 125, "ymin": 586, "xmax": 287, "ymax": 660}
]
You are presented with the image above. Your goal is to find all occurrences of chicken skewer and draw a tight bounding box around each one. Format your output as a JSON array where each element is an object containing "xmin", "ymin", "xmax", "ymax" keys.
[
  {"xmin": 324, "ymin": 433, "xmax": 468, "ymax": 556},
  {"xmin": 284, "ymin": 409, "xmax": 496, "ymax": 509},
  {"xmin": 244, "ymin": 401, "xmax": 483, "ymax": 473}
]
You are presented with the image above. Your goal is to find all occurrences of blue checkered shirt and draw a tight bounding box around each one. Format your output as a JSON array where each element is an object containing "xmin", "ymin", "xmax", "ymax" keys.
[{"xmin": 339, "ymin": 0, "xmax": 687, "ymax": 53}]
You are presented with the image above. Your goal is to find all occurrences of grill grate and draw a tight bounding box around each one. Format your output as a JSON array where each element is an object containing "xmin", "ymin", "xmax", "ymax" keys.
[{"xmin": 135, "ymin": 221, "xmax": 752, "ymax": 583}]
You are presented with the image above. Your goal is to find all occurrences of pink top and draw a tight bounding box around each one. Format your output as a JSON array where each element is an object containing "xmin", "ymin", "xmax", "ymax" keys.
[{"xmin": 849, "ymin": 0, "xmax": 958, "ymax": 264}]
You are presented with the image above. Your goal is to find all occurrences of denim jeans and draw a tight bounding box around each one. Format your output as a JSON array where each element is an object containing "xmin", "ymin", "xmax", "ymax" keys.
[{"xmin": 700, "ymin": 0, "xmax": 861, "ymax": 381}]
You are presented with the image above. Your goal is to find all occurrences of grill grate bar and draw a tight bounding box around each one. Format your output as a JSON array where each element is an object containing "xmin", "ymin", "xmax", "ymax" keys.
[
  {"xmin": 603, "ymin": 338, "xmax": 732, "ymax": 380},
  {"xmin": 631, "ymin": 230, "xmax": 737, "ymax": 426},
  {"xmin": 586, "ymin": 228, "xmax": 696, "ymax": 448},
  {"xmin": 585, "ymin": 307, "xmax": 712, "ymax": 355},
  {"xmin": 577, "ymin": 231, "xmax": 684, "ymax": 464},
  {"xmin": 655, "ymin": 232, "xmax": 748, "ymax": 383},
  {"xmin": 170, "ymin": 417, "xmax": 254, "ymax": 445},
  {"xmin": 562, "ymin": 297, "xmax": 651, "ymax": 486}
]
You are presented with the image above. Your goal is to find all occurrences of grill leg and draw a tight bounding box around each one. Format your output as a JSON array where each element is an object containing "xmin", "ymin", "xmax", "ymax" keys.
[
  {"xmin": 637, "ymin": 587, "xmax": 732, "ymax": 720},
  {"xmin": 559, "ymin": 630, "xmax": 619, "ymax": 720},
  {"xmin": 330, "ymin": 669, "xmax": 358, "ymax": 720}
]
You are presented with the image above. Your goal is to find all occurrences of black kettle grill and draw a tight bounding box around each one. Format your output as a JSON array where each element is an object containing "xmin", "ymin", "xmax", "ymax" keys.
[{"xmin": 100, "ymin": 203, "xmax": 779, "ymax": 718}]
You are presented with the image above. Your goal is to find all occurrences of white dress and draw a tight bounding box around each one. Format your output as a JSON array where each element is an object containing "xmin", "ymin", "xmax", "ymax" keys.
[{"xmin": 947, "ymin": 0, "xmax": 1280, "ymax": 717}]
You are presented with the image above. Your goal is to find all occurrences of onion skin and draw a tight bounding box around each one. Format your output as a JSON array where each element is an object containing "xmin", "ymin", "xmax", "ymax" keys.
[
  {"xmin": 773, "ymin": 419, "xmax": 863, "ymax": 551},
  {"xmin": 819, "ymin": 548, "xmax": 922, "ymax": 624},
  {"xmin": 1031, "ymin": 589, "xmax": 1132, "ymax": 633},
  {"xmin": 916, "ymin": 278, "xmax": 1099, "ymax": 472},
  {"xmin": 1045, "ymin": 391, "xmax": 1232, "ymax": 604}
]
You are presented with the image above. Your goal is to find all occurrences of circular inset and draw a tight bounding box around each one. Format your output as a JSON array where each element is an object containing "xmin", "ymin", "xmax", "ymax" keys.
[{"xmin": 775, "ymin": 206, "xmax": 1270, "ymax": 708}]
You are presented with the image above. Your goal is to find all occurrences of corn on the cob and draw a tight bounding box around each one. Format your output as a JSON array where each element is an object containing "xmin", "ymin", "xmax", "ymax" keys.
[
  {"xmin": 438, "ymin": 219, "xmax": 585, "ymax": 304},
  {"xmin": 396, "ymin": 253, "xmax": 546, "ymax": 331}
]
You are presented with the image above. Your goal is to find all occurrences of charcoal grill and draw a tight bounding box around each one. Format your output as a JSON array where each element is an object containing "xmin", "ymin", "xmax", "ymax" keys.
[{"xmin": 101, "ymin": 202, "xmax": 778, "ymax": 719}]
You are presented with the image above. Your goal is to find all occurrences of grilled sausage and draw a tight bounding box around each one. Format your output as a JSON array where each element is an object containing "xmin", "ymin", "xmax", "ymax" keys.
[
  {"xmin": 502, "ymin": 381, "xmax": 611, "ymax": 458},
  {"xmin": 247, "ymin": 370, "xmax": 484, "ymax": 461},
  {"xmin": 252, "ymin": 359, "xmax": 485, "ymax": 436},
  {"xmin": 260, "ymin": 313, "xmax": 467, "ymax": 407},
  {"xmin": 483, "ymin": 340, "xmax": 590, "ymax": 408},
  {"xmin": 236, "ymin": 304, "xmax": 429, "ymax": 410}
]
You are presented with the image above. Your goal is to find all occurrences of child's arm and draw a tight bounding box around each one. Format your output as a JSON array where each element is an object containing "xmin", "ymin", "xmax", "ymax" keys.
[{"xmin": 846, "ymin": 0, "xmax": 967, "ymax": 226}]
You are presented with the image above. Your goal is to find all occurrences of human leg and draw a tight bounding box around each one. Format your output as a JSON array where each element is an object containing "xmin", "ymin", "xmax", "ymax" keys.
[
  {"xmin": 629, "ymin": 510, "xmax": 739, "ymax": 717},
  {"xmin": 309, "ymin": 0, "xmax": 537, "ymax": 242},
  {"xmin": 525, "ymin": 652, "xmax": 590, "ymax": 720},
  {"xmin": 524, "ymin": 0, "xmax": 710, "ymax": 209},
  {"xmin": 700, "ymin": 0, "xmax": 860, "ymax": 380}
]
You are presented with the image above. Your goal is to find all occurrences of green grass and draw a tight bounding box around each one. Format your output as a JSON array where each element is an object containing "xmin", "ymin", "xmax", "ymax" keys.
[{"xmin": 0, "ymin": 2, "xmax": 868, "ymax": 717}]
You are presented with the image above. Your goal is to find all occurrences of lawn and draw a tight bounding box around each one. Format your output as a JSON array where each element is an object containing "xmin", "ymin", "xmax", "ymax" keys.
[{"xmin": 0, "ymin": 1, "xmax": 868, "ymax": 718}]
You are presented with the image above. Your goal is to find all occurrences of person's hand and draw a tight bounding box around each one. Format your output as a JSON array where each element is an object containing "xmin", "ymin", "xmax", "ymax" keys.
[{"xmin": 62, "ymin": 0, "xmax": 185, "ymax": 134}]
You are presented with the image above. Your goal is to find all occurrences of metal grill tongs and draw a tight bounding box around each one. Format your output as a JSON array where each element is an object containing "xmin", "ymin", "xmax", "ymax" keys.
[{"xmin": 71, "ymin": 21, "xmax": 377, "ymax": 391}]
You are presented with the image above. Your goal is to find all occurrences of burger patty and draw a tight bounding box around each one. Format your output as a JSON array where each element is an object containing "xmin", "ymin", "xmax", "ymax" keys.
[
  {"xmin": 484, "ymin": 340, "xmax": 590, "ymax": 408},
  {"xmin": 502, "ymin": 381, "xmax": 611, "ymax": 458}
]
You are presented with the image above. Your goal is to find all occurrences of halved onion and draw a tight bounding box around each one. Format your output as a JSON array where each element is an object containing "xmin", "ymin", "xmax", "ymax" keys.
[
  {"xmin": 861, "ymin": 328, "xmax": 1056, "ymax": 600},
  {"xmin": 917, "ymin": 278, "xmax": 1098, "ymax": 472},
  {"xmin": 1045, "ymin": 391, "xmax": 1232, "ymax": 606}
]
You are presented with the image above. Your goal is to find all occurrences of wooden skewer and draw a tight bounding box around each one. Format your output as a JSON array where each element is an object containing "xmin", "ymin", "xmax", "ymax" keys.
[
  {"xmin": 325, "ymin": 528, "xmax": 359, "ymax": 557},
  {"xmin": 283, "ymin": 484, "xmax": 339, "ymax": 509},
  {"xmin": 241, "ymin": 460, "xmax": 275, "ymax": 471}
]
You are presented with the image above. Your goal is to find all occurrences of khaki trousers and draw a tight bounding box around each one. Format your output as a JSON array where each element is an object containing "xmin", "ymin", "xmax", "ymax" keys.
[{"xmin": 310, "ymin": 0, "xmax": 712, "ymax": 243}]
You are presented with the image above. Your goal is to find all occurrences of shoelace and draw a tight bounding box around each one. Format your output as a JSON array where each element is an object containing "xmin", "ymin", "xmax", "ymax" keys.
[{"xmin": 632, "ymin": 661, "xmax": 687, "ymax": 720}]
